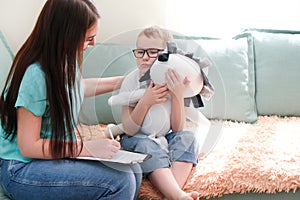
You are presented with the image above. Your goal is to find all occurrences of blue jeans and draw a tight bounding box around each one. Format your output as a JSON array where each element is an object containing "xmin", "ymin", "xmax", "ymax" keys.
[
  {"xmin": 120, "ymin": 130, "xmax": 200, "ymax": 176},
  {"xmin": 0, "ymin": 158, "xmax": 142, "ymax": 200}
]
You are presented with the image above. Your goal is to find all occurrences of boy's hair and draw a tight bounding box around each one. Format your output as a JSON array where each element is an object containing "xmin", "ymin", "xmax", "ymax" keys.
[{"xmin": 137, "ymin": 26, "xmax": 173, "ymax": 47}]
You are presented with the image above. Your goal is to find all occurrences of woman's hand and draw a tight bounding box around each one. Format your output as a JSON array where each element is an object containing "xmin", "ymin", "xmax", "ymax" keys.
[{"xmin": 83, "ymin": 138, "xmax": 121, "ymax": 159}]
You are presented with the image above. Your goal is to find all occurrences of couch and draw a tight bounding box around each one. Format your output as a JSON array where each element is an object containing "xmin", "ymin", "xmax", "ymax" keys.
[{"xmin": 1, "ymin": 28, "xmax": 300, "ymax": 199}]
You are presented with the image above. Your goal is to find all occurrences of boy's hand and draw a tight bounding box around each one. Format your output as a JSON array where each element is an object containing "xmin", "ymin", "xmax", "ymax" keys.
[
  {"xmin": 139, "ymin": 81, "xmax": 168, "ymax": 107},
  {"xmin": 165, "ymin": 68, "xmax": 190, "ymax": 99}
]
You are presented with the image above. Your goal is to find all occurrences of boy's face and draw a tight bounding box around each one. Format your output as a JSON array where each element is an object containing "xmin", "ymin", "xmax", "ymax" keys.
[{"xmin": 135, "ymin": 35, "xmax": 165, "ymax": 75}]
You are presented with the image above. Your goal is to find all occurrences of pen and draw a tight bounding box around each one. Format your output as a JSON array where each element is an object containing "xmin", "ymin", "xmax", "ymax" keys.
[{"xmin": 108, "ymin": 127, "xmax": 115, "ymax": 140}]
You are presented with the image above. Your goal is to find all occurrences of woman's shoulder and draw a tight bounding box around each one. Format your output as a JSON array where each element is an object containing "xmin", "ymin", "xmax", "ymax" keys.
[
  {"xmin": 23, "ymin": 62, "xmax": 45, "ymax": 83},
  {"xmin": 20, "ymin": 61, "xmax": 46, "ymax": 95},
  {"xmin": 25, "ymin": 61, "xmax": 43, "ymax": 75}
]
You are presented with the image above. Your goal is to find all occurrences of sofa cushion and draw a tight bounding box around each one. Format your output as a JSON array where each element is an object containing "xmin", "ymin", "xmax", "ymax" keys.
[
  {"xmin": 79, "ymin": 43, "xmax": 135, "ymax": 124},
  {"xmin": 175, "ymin": 37, "xmax": 257, "ymax": 123},
  {"xmin": 0, "ymin": 31, "xmax": 14, "ymax": 92},
  {"xmin": 80, "ymin": 37, "xmax": 258, "ymax": 124},
  {"xmin": 247, "ymin": 30, "xmax": 300, "ymax": 116}
]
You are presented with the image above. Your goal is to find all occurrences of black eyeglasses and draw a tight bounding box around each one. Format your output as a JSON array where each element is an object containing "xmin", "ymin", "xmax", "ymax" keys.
[{"xmin": 132, "ymin": 48, "xmax": 164, "ymax": 58}]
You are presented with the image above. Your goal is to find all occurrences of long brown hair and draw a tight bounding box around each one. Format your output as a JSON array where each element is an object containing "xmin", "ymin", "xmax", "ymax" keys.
[{"xmin": 0, "ymin": 0, "xmax": 100, "ymax": 158}]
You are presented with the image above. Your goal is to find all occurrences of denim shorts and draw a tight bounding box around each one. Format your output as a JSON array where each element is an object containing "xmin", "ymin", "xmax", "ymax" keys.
[
  {"xmin": 120, "ymin": 130, "xmax": 200, "ymax": 176},
  {"xmin": 0, "ymin": 158, "xmax": 142, "ymax": 200}
]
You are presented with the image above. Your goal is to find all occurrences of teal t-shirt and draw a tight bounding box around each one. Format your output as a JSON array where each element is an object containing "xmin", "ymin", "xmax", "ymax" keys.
[{"xmin": 0, "ymin": 62, "xmax": 84, "ymax": 162}]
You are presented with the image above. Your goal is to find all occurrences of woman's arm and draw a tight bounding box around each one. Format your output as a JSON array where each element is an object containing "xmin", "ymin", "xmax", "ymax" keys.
[
  {"xmin": 83, "ymin": 76, "xmax": 124, "ymax": 97},
  {"xmin": 17, "ymin": 107, "xmax": 61, "ymax": 159},
  {"xmin": 17, "ymin": 107, "xmax": 120, "ymax": 159}
]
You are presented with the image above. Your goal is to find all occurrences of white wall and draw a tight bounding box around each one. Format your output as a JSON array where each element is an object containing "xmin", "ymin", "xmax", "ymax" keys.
[
  {"xmin": 167, "ymin": 0, "xmax": 300, "ymax": 38},
  {"xmin": 0, "ymin": 0, "xmax": 46, "ymax": 53},
  {"xmin": 1, "ymin": 0, "xmax": 300, "ymax": 54},
  {"xmin": 0, "ymin": 0, "xmax": 169, "ymax": 54},
  {"xmin": 96, "ymin": 0, "xmax": 168, "ymax": 43}
]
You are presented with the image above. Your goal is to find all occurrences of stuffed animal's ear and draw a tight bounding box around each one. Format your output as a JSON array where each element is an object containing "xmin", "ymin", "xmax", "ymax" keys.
[
  {"xmin": 166, "ymin": 41, "xmax": 178, "ymax": 53},
  {"xmin": 158, "ymin": 53, "xmax": 169, "ymax": 62}
]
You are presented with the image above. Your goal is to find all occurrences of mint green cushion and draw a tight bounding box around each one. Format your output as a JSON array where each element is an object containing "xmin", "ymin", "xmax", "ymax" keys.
[
  {"xmin": 175, "ymin": 37, "xmax": 257, "ymax": 123},
  {"xmin": 250, "ymin": 31, "xmax": 300, "ymax": 116},
  {"xmin": 80, "ymin": 38, "xmax": 258, "ymax": 124},
  {"xmin": 79, "ymin": 43, "xmax": 135, "ymax": 125},
  {"xmin": 0, "ymin": 31, "xmax": 14, "ymax": 92}
]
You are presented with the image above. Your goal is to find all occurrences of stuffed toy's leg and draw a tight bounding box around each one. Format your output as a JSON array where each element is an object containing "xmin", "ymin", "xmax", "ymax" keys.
[
  {"xmin": 185, "ymin": 107, "xmax": 210, "ymax": 126},
  {"xmin": 104, "ymin": 123, "xmax": 124, "ymax": 138},
  {"xmin": 108, "ymin": 89, "xmax": 145, "ymax": 106},
  {"xmin": 185, "ymin": 107, "xmax": 211, "ymax": 150}
]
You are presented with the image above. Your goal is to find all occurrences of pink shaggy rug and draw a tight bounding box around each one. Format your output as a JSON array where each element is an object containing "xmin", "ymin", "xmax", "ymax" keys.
[{"xmin": 78, "ymin": 116, "xmax": 300, "ymax": 199}]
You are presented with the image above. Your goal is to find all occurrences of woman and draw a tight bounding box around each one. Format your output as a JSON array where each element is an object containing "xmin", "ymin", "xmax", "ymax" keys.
[{"xmin": 0, "ymin": 0, "xmax": 141, "ymax": 199}]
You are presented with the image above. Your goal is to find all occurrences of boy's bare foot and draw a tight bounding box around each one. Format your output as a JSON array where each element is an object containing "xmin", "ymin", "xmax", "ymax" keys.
[
  {"xmin": 177, "ymin": 191, "xmax": 199, "ymax": 200},
  {"xmin": 189, "ymin": 191, "xmax": 199, "ymax": 200}
]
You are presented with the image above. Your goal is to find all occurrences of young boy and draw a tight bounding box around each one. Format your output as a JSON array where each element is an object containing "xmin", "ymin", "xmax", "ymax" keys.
[{"xmin": 120, "ymin": 26, "xmax": 200, "ymax": 200}]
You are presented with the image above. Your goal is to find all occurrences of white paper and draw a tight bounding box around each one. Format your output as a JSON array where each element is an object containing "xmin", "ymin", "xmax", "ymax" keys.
[{"xmin": 76, "ymin": 150, "xmax": 150, "ymax": 164}]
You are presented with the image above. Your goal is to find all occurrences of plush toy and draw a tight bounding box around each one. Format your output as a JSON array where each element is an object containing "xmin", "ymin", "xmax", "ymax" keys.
[{"xmin": 106, "ymin": 42, "xmax": 214, "ymax": 150}]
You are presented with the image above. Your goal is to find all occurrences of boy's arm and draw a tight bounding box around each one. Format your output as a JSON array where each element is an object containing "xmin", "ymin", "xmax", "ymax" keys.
[
  {"xmin": 170, "ymin": 94, "xmax": 186, "ymax": 132},
  {"xmin": 122, "ymin": 81, "xmax": 168, "ymax": 136},
  {"xmin": 121, "ymin": 103, "xmax": 149, "ymax": 136},
  {"xmin": 166, "ymin": 69, "xmax": 190, "ymax": 132}
]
